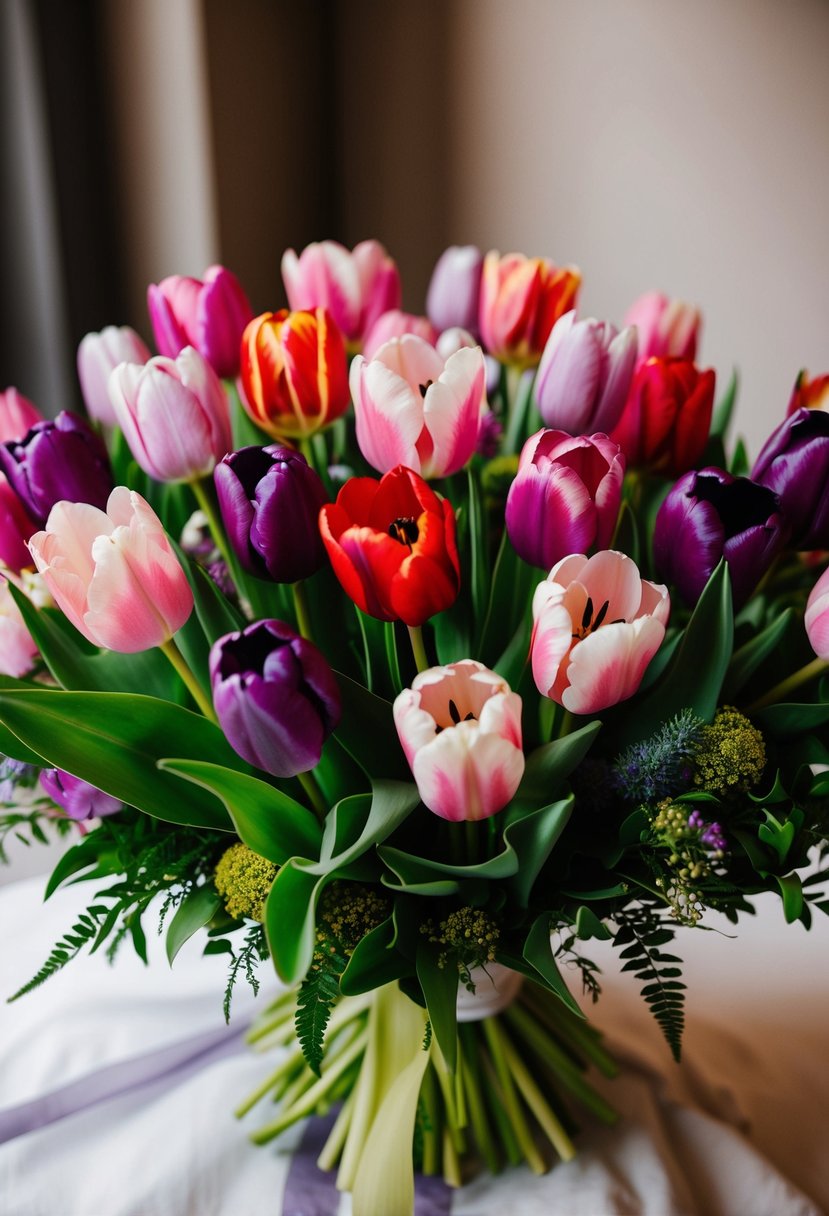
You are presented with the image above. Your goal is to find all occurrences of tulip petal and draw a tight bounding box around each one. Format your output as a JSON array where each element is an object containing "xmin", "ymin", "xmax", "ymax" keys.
[
  {"xmin": 577, "ymin": 549, "xmax": 645, "ymax": 622},
  {"xmin": 352, "ymin": 356, "xmax": 423, "ymax": 474},
  {"xmin": 421, "ymin": 346, "xmax": 485, "ymax": 478},
  {"xmin": 562, "ymin": 617, "xmax": 665, "ymax": 714},
  {"xmin": 412, "ymin": 726, "xmax": 524, "ymax": 821}
]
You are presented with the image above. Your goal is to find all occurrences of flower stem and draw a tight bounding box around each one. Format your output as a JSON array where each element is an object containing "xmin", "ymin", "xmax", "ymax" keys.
[
  {"xmin": 317, "ymin": 1086, "xmax": 357, "ymax": 1171},
  {"xmin": 420, "ymin": 1062, "xmax": 441, "ymax": 1175},
  {"xmin": 160, "ymin": 637, "xmax": 217, "ymax": 722},
  {"xmin": 191, "ymin": 477, "xmax": 237, "ymax": 585},
  {"xmin": 292, "ymin": 580, "xmax": 314, "ymax": 642},
  {"xmin": 746, "ymin": 656, "xmax": 828, "ymax": 712},
  {"xmin": 408, "ymin": 625, "xmax": 430, "ymax": 673},
  {"xmin": 458, "ymin": 1025, "xmax": 501, "ymax": 1174},
  {"xmin": 297, "ymin": 769, "xmax": 328, "ymax": 823},
  {"xmin": 503, "ymin": 366, "xmax": 533, "ymax": 454},
  {"xmin": 504, "ymin": 1003, "xmax": 617, "ymax": 1123},
  {"xmin": 481, "ymin": 1016, "xmax": 546, "ymax": 1174},
  {"xmin": 498, "ymin": 1029, "xmax": 577, "ymax": 1161}
]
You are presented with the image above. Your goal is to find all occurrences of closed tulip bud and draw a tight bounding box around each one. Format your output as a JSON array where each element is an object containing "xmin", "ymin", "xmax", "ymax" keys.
[
  {"xmin": 108, "ymin": 346, "xmax": 232, "ymax": 483},
  {"xmin": 281, "ymin": 239, "xmax": 401, "ymax": 350},
  {"xmin": 393, "ymin": 659, "xmax": 524, "ymax": 821},
  {"xmin": 39, "ymin": 768, "xmax": 122, "ymax": 820},
  {"xmin": 479, "ymin": 250, "xmax": 581, "ymax": 368},
  {"xmin": 0, "ymin": 475, "xmax": 36, "ymax": 572},
  {"xmin": 805, "ymin": 566, "xmax": 829, "ymax": 660},
  {"xmin": 362, "ymin": 310, "xmax": 438, "ymax": 361},
  {"xmin": 0, "ymin": 388, "xmax": 42, "ymax": 443},
  {"xmin": 240, "ymin": 308, "xmax": 350, "ymax": 441},
  {"xmin": 77, "ymin": 326, "xmax": 151, "ymax": 426},
  {"xmin": 506, "ymin": 430, "xmax": 625, "ymax": 570},
  {"xmin": 0, "ymin": 580, "xmax": 38, "ymax": 677},
  {"xmin": 27, "ymin": 488, "xmax": 193, "ymax": 653},
  {"xmin": 0, "ymin": 412, "xmax": 113, "ymax": 526},
  {"xmin": 214, "ymin": 445, "xmax": 328, "ymax": 583},
  {"xmin": 624, "ymin": 291, "xmax": 701, "ymax": 361},
  {"xmin": 609, "ymin": 357, "xmax": 715, "ymax": 477},
  {"xmin": 788, "ymin": 369, "xmax": 829, "ymax": 415},
  {"xmin": 210, "ymin": 619, "xmax": 341, "ymax": 778},
  {"xmin": 535, "ymin": 311, "xmax": 638, "ymax": 436},
  {"xmin": 426, "ymin": 245, "xmax": 484, "ymax": 337},
  {"xmin": 531, "ymin": 551, "xmax": 670, "ymax": 715},
  {"xmin": 750, "ymin": 408, "xmax": 829, "ymax": 550},
  {"xmin": 147, "ymin": 265, "xmax": 253, "ymax": 379},
  {"xmin": 653, "ymin": 467, "xmax": 785, "ymax": 609}
]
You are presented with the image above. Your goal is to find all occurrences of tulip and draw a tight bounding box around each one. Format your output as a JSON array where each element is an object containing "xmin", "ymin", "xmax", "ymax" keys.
[
  {"xmin": 653, "ymin": 467, "xmax": 785, "ymax": 609},
  {"xmin": 531, "ymin": 550, "xmax": 670, "ymax": 714},
  {"xmin": 210, "ymin": 619, "xmax": 340, "ymax": 778},
  {"xmin": 240, "ymin": 308, "xmax": 350, "ymax": 441},
  {"xmin": 77, "ymin": 326, "xmax": 151, "ymax": 427},
  {"xmin": 0, "ymin": 476, "xmax": 36, "ymax": 572},
  {"xmin": 788, "ymin": 369, "xmax": 829, "ymax": 415},
  {"xmin": 351, "ymin": 335, "xmax": 486, "ymax": 479},
  {"xmin": 534, "ymin": 311, "xmax": 638, "ymax": 436},
  {"xmin": 147, "ymin": 265, "xmax": 253, "ymax": 379},
  {"xmin": 214, "ymin": 445, "xmax": 328, "ymax": 583},
  {"xmin": 319, "ymin": 465, "xmax": 460, "ymax": 626},
  {"xmin": 362, "ymin": 310, "xmax": 438, "ymax": 361},
  {"xmin": 435, "ymin": 327, "xmax": 477, "ymax": 360},
  {"xmin": 624, "ymin": 291, "xmax": 701, "ymax": 361},
  {"xmin": 108, "ymin": 346, "xmax": 232, "ymax": 483},
  {"xmin": 39, "ymin": 768, "xmax": 122, "ymax": 820},
  {"xmin": 393, "ymin": 659, "xmax": 524, "ymax": 821},
  {"xmin": 805, "ymin": 565, "xmax": 829, "ymax": 660},
  {"xmin": 281, "ymin": 239, "xmax": 401, "ymax": 349},
  {"xmin": 479, "ymin": 250, "xmax": 581, "ymax": 368},
  {"xmin": 0, "ymin": 581, "xmax": 38, "ymax": 677},
  {"xmin": 750, "ymin": 407, "xmax": 829, "ymax": 549},
  {"xmin": 0, "ymin": 388, "xmax": 42, "ymax": 443},
  {"xmin": 0, "ymin": 412, "xmax": 113, "ymax": 527},
  {"xmin": 27, "ymin": 487, "xmax": 193, "ymax": 653},
  {"xmin": 426, "ymin": 245, "xmax": 484, "ymax": 337},
  {"xmin": 506, "ymin": 430, "xmax": 625, "ymax": 570},
  {"xmin": 609, "ymin": 357, "xmax": 715, "ymax": 477}
]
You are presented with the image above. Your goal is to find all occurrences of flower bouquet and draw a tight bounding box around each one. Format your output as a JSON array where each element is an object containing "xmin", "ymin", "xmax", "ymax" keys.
[{"xmin": 2, "ymin": 241, "xmax": 829, "ymax": 1216}]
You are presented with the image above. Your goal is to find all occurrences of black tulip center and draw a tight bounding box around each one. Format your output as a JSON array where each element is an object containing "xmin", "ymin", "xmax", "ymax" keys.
[
  {"xmin": 418, "ymin": 380, "xmax": 434, "ymax": 398},
  {"xmin": 388, "ymin": 516, "xmax": 420, "ymax": 547}
]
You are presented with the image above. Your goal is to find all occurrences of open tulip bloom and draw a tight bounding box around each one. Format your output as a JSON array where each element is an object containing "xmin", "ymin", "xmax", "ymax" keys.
[{"xmin": 2, "ymin": 236, "xmax": 829, "ymax": 1216}]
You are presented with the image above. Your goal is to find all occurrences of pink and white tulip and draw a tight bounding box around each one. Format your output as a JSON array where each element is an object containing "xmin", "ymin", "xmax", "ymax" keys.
[
  {"xmin": 531, "ymin": 551, "xmax": 670, "ymax": 715},
  {"xmin": 394, "ymin": 659, "xmax": 525, "ymax": 821},
  {"xmin": 0, "ymin": 388, "xmax": 41, "ymax": 443},
  {"xmin": 108, "ymin": 346, "xmax": 232, "ymax": 483},
  {"xmin": 362, "ymin": 310, "xmax": 438, "ymax": 361},
  {"xmin": 77, "ymin": 326, "xmax": 151, "ymax": 427},
  {"xmin": 351, "ymin": 334, "xmax": 486, "ymax": 478},
  {"xmin": 805, "ymin": 566, "xmax": 829, "ymax": 660},
  {"xmin": 0, "ymin": 580, "xmax": 38, "ymax": 677},
  {"xmin": 147, "ymin": 265, "xmax": 253, "ymax": 380},
  {"xmin": 624, "ymin": 291, "xmax": 701, "ymax": 362},
  {"xmin": 28, "ymin": 488, "xmax": 193, "ymax": 653},
  {"xmin": 281, "ymin": 239, "xmax": 401, "ymax": 349},
  {"xmin": 535, "ymin": 311, "xmax": 638, "ymax": 436}
]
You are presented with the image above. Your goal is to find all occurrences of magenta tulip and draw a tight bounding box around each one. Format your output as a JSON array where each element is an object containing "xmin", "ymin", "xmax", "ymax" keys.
[
  {"xmin": 0, "ymin": 476, "xmax": 36, "ymax": 572},
  {"xmin": 624, "ymin": 291, "xmax": 701, "ymax": 362},
  {"xmin": 108, "ymin": 347, "xmax": 232, "ymax": 483},
  {"xmin": 0, "ymin": 581, "xmax": 38, "ymax": 677},
  {"xmin": 77, "ymin": 326, "xmax": 151, "ymax": 426},
  {"xmin": 0, "ymin": 389, "xmax": 42, "ymax": 443},
  {"xmin": 40, "ymin": 769, "xmax": 123, "ymax": 821},
  {"xmin": 281, "ymin": 239, "xmax": 401, "ymax": 350},
  {"xmin": 531, "ymin": 550, "xmax": 670, "ymax": 714},
  {"xmin": 27, "ymin": 488, "xmax": 193, "ymax": 653},
  {"xmin": 393, "ymin": 659, "xmax": 524, "ymax": 821},
  {"xmin": 147, "ymin": 265, "xmax": 253, "ymax": 379},
  {"xmin": 535, "ymin": 311, "xmax": 638, "ymax": 435},
  {"xmin": 806, "ymin": 566, "xmax": 829, "ymax": 660},
  {"xmin": 351, "ymin": 334, "xmax": 486, "ymax": 479},
  {"xmin": 362, "ymin": 310, "xmax": 438, "ymax": 361}
]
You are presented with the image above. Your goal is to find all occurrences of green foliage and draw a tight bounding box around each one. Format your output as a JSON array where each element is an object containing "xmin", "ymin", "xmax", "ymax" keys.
[
  {"xmin": 8, "ymin": 903, "xmax": 111, "ymax": 1001},
  {"xmin": 222, "ymin": 925, "xmax": 269, "ymax": 1023},
  {"xmin": 613, "ymin": 905, "xmax": 686, "ymax": 1061},
  {"xmin": 295, "ymin": 941, "xmax": 348, "ymax": 1076}
]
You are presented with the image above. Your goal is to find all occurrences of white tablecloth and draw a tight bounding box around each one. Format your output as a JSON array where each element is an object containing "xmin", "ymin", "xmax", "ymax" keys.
[{"xmin": 0, "ymin": 873, "xmax": 827, "ymax": 1215}]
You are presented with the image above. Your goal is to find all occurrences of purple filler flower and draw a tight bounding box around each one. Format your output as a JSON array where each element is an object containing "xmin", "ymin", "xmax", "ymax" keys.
[
  {"xmin": 688, "ymin": 810, "xmax": 727, "ymax": 854},
  {"xmin": 40, "ymin": 769, "xmax": 123, "ymax": 821},
  {"xmin": 750, "ymin": 407, "xmax": 829, "ymax": 550},
  {"xmin": 0, "ymin": 412, "xmax": 113, "ymax": 526}
]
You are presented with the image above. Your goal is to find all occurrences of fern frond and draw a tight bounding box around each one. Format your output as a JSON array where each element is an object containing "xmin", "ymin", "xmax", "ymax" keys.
[
  {"xmin": 8, "ymin": 904, "xmax": 110, "ymax": 1001},
  {"xmin": 223, "ymin": 925, "xmax": 268, "ymax": 1024},
  {"xmin": 613, "ymin": 906, "xmax": 686, "ymax": 1060},
  {"xmin": 295, "ymin": 945, "xmax": 348, "ymax": 1076}
]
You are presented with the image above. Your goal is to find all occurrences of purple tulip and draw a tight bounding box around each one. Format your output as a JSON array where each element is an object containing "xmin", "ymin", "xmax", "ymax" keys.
[
  {"xmin": 214, "ymin": 446, "xmax": 329, "ymax": 583},
  {"xmin": 147, "ymin": 265, "xmax": 254, "ymax": 380},
  {"xmin": 40, "ymin": 769, "xmax": 123, "ymax": 821},
  {"xmin": 210, "ymin": 619, "xmax": 341, "ymax": 778},
  {"xmin": 535, "ymin": 311, "xmax": 638, "ymax": 436},
  {"xmin": 505, "ymin": 429, "xmax": 625, "ymax": 570},
  {"xmin": 0, "ymin": 412, "xmax": 113, "ymax": 526},
  {"xmin": 426, "ymin": 245, "xmax": 484, "ymax": 338},
  {"xmin": 750, "ymin": 407, "xmax": 829, "ymax": 550},
  {"xmin": 653, "ymin": 467, "xmax": 786, "ymax": 608}
]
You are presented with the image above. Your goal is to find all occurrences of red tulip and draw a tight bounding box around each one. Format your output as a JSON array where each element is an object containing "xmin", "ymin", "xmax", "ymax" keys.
[
  {"xmin": 609, "ymin": 357, "xmax": 715, "ymax": 477},
  {"xmin": 479, "ymin": 251, "xmax": 581, "ymax": 368}
]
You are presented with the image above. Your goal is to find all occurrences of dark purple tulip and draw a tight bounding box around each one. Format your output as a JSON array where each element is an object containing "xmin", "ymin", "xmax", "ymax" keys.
[
  {"xmin": 214, "ymin": 445, "xmax": 328, "ymax": 583},
  {"xmin": 653, "ymin": 467, "xmax": 786, "ymax": 608},
  {"xmin": 0, "ymin": 411, "xmax": 113, "ymax": 526},
  {"xmin": 210, "ymin": 619, "xmax": 341, "ymax": 778},
  {"xmin": 750, "ymin": 407, "xmax": 829, "ymax": 549},
  {"xmin": 40, "ymin": 769, "xmax": 123, "ymax": 821},
  {"xmin": 426, "ymin": 245, "xmax": 484, "ymax": 338}
]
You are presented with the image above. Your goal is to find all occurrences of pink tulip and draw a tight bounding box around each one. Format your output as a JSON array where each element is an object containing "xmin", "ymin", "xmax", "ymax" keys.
[
  {"xmin": 0, "ymin": 389, "xmax": 42, "ymax": 443},
  {"xmin": 351, "ymin": 335, "xmax": 486, "ymax": 479},
  {"xmin": 281, "ymin": 239, "xmax": 401, "ymax": 349},
  {"xmin": 0, "ymin": 475, "xmax": 36, "ymax": 572},
  {"xmin": 77, "ymin": 326, "xmax": 151, "ymax": 426},
  {"xmin": 531, "ymin": 550, "xmax": 670, "ymax": 715},
  {"xmin": 147, "ymin": 265, "xmax": 253, "ymax": 379},
  {"xmin": 0, "ymin": 580, "xmax": 38, "ymax": 677},
  {"xmin": 805, "ymin": 566, "xmax": 829, "ymax": 660},
  {"xmin": 535, "ymin": 311, "xmax": 638, "ymax": 435},
  {"xmin": 435, "ymin": 327, "xmax": 478, "ymax": 360},
  {"xmin": 108, "ymin": 346, "xmax": 232, "ymax": 483},
  {"xmin": 362, "ymin": 310, "xmax": 438, "ymax": 361},
  {"xmin": 27, "ymin": 488, "xmax": 193, "ymax": 653},
  {"xmin": 393, "ymin": 659, "xmax": 524, "ymax": 821},
  {"xmin": 624, "ymin": 291, "xmax": 701, "ymax": 362}
]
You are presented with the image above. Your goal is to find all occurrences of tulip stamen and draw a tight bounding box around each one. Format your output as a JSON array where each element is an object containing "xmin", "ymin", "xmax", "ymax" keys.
[
  {"xmin": 573, "ymin": 598, "xmax": 614, "ymax": 640},
  {"xmin": 418, "ymin": 380, "xmax": 434, "ymax": 398},
  {"xmin": 388, "ymin": 516, "xmax": 419, "ymax": 547}
]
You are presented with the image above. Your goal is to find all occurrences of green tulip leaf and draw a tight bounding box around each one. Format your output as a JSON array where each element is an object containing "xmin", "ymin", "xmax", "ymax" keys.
[
  {"xmin": 610, "ymin": 499, "xmax": 640, "ymax": 565},
  {"xmin": 416, "ymin": 939, "xmax": 458, "ymax": 1072},
  {"xmin": 503, "ymin": 797, "xmax": 573, "ymax": 906},
  {"xmin": 517, "ymin": 723, "xmax": 601, "ymax": 805},
  {"xmin": 574, "ymin": 905, "xmax": 613, "ymax": 941},
  {"xmin": 166, "ymin": 883, "xmax": 222, "ymax": 964},
  {"xmin": 753, "ymin": 701, "xmax": 829, "ymax": 738},
  {"xmin": 711, "ymin": 368, "xmax": 739, "ymax": 438},
  {"xmin": 723, "ymin": 608, "xmax": 795, "ymax": 700},
  {"xmin": 332, "ymin": 673, "xmax": 410, "ymax": 780},
  {"xmin": 777, "ymin": 872, "xmax": 804, "ymax": 924},
  {"xmin": 263, "ymin": 859, "xmax": 331, "ymax": 983},
  {"xmin": 339, "ymin": 916, "xmax": 409, "ymax": 995},
  {"xmin": 521, "ymin": 914, "xmax": 584, "ymax": 1017}
]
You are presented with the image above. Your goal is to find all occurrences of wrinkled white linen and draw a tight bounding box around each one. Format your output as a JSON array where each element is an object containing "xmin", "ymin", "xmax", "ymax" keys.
[{"xmin": 0, "ymin": 875, "xmax": 826, "ymax": 1216}]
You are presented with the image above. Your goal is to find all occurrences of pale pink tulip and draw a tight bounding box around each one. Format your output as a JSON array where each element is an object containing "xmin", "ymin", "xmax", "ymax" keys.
[
  {"xmin": 77, "ymin": 326, "xmax": 151, "ymax": 426},
  {"xmin": 0, "ymin": 388, "xmax": 42, "ymax": 443},
  {"xmin": 0, "ymin": 580, "xmax": 38, "ymax": 677},
  {"xmin": 805, "ymin": 566, "xmax": 829, "ymax": 659},
  {"xmin": 435, "ymin": 327, "xmax": 478, "ymax": 360},
  {"xmin": 362, "ymin": 310, "xmax": 438, "ymax": 361},
  {"xmin": 532, "ymin": 550, "xmax": 670, "ymax": 714},
  {"xmin": 535, "ymin": 311, "xmax": 638, "ymax": 435},
  {"xmin": 28, "ymin": 488, "xmax": 193, "ymax": 653},
  {"xmin": 281, "ymin": 239, "xmax": 401, "ymax": 348},
  {"xmin": 351, "ymin": 335, "xmax": 486, "ymax": 479},
  {"xmin": 393, "ymin": 659, "xmax": 524, "ymax": 821},
  {"xmin": 624, "ymin": 291, "xmax": 701, "ymax": 362},
  {"xmin": 108, "ymin": 346, "xmax": 231, "ymax": 483}
]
